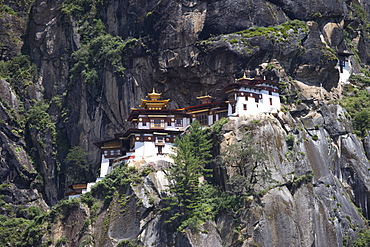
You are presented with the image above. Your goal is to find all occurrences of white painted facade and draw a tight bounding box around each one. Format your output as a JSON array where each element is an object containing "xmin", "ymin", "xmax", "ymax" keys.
[
  {"xmin": 227, "ymin": 84, "xmax": 280, "ymax": 117},
  {"xmin": 99, "ymin": 156, "xmax": 111, "ymax": 178},
  {"xmin": 137, "ymin": 115, "xmax": 190, "ymax": 131},
  {"xmin": 122, "ymin": 137, "xmax": 175, "ymax": 162},
  {"xmin": 338, "ymin": 56, "xmax": 352, "ymax": 84}
]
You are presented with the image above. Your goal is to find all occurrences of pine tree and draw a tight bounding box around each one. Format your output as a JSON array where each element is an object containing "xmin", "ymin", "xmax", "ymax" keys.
[{"xmin": 165, "ymin": 120, "xmax": 212, "ymax": 229}]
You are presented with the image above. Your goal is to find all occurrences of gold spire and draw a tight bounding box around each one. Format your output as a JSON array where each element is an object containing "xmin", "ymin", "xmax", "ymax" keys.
[
  {"xmin": 236, "ymin": 72, "xmax": 253, "ymax": 81},
  {"xmin": 139, "ymin": 89, "xmax": 170, "ymax": 110},
  {"xmin": 147, "ymin": 88, "xmax": 162, "ymax": 101}
]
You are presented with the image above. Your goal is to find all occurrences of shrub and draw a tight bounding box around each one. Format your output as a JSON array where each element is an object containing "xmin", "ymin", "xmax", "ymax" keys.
[
  {"xmin": 91, "ymin": 164, "xmax": 140, "ymax": 204},
  {"xmin": 64, "ymin": 146, "xmax": 91, "ymax": 183},
  {"xmin": 49, "ymin": 198, "xmax": 80, "ymax": 221},
  {"xmin": 341, "ymin": 87, "xmax": 370, "ymax": 137},
  {"xmin": 353, "ymin": 110, "xmax": 370, "ymax": 137},
  {"xmin": 26, "ymin": 101, "xmax": 54, "ymax": 132},
  {"xmin": 117, "ymin": 240, "xmax": 143, "ymax": 247},
  {"xmin": 352, "ymin": 228, "xmax": 370, "ymax": 247},
  {"xmin": 285, "ymin": 134, "xmax": 295, "ymax": 150}
]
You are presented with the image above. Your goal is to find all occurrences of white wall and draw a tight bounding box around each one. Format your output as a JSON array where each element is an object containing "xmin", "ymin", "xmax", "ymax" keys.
[
  {"xmin": 100, "ymin": 155, "xmax": 111, "ymax": 177},
  {"xmin": 133, "ymin": 140, "xmax": 175, "ymax": 160},
  {"xmin": 228, "ymin": 87, "xmax": 280, "ymax": 117},
  {"xmin": 339, "ymin": 57, "xmax": 352, "ymax": 84}
]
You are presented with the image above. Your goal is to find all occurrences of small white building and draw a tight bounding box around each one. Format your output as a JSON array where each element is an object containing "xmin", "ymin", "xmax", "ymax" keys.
[
  {"xmin": 223, "ymin": 75, "xmax": 281, "ymax": 117},
  {"xmin": 338, "ymin": 51, "xmax": 353, "ymax": 84}
]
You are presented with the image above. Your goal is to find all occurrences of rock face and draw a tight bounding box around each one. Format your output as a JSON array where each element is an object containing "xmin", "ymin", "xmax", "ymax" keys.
[
  {"xmin": 42, "ymin": 113, "xmax": 370, "ymax": 247},
  {"xmin": 0, "ymin": 79, "xmax": 47, "ymax": 213},
  {"xmin": 2, "ymin": 0, "xmax": 370, "ymax": 246}
]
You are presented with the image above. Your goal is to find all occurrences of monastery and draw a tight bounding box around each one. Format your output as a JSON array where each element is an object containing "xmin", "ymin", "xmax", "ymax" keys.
[
  {"xmin": 338, "ymin": 50, "xmax": 354, "ymax": 84},
  {"xmin": 66, "ymin": 75, "xmax": 281, "ymax": 198}
]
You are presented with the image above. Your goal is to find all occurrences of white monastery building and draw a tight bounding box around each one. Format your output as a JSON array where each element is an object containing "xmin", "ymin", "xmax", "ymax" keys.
[
  {"xmin": 338, "ymin": 50, "xmax": 354, "ymax": 84},
  {"xmin": 224, "ymin": 75, "xmax": 281, "ymax": 117},
  {"xmin": 66, "ymin": 75, "xmax": 281, "ymax": 198}
]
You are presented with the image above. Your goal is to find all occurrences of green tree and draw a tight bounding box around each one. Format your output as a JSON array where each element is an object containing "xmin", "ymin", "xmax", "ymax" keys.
[
  {"xmin": 64, "ymin": 146, "xmax": 90, "ymax": 183},
  {"xmin": 341, "ymin": 86, "xmax": 370, "ymax": 137},
  {"xmin": 218, "ymin": 132, "xmax": 267, "ymax": 197},
  {"xmin": 165, "ymin": 121, "xmax": 212, "ymax": 230},
  {"xmin": 353, "ymin": 110, "xmax": 370, "ymax": 137},
  {"xmin": 352, "ymin": 228, "xmax": 370, "ymax": 247}
]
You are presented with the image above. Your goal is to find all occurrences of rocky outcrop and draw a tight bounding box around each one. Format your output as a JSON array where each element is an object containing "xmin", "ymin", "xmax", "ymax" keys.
[
  {"xmin": 3, "ymin": 0, "xmax": 370, "ymax": 245},
  {"xmin": 0, "ymin": 79, "xmax": 46, "ymax": 212},
  {"xmin": 22, "ymin": 0, "xmax": 363, "ymax": 204},
  {"xmin": 42, "ymin": 111, "xmax": 370, "ymax": 247},
  {"xmin": 0, "ymin": 12, "xmax": 25, "ymax": 60},
  {"xmin": 221, "ymin": 114, "xmax": 367, "ymax": 247}
]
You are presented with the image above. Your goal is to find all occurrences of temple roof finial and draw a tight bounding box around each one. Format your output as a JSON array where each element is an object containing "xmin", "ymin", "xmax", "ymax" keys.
[
  {"xmin": 236, "ymin": 72, "xmax": 253, "ymax": 81},
  {"xmin": 139, "ymin": 89, "xmax": 169, "ymax": 110},
  {"xmin": 147, "ymin": 88, "xmax": 162, "ymax": 101}
]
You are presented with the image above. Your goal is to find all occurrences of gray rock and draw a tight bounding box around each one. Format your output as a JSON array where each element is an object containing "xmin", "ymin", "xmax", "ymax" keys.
[{"xmin": 321, "ymin": 104, "xmax": 353, "ymax": 137}]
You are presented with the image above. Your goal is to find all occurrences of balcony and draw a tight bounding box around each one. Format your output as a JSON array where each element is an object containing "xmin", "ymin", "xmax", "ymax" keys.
[{"xmin": 150, "ymin": 119, "xmax": 165, "ymax": 129}]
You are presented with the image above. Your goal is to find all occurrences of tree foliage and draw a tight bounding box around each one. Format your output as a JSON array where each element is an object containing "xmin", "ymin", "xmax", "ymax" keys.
[
  {"xmin": 218, "ymin": 132, "xmax": 268, "ymax": 197},
  {"xmin": 352, "ymin": 228, "xmax": 370, "ymax": 247},
  {"xmin": 165, "ymin": 120, "xmax": 240, "ymax": 231},
  {"xmin": 0, "ymin": 196, "xmax": 46, "ymax": 247},
  {"xmin": 165, "ymin": 121, "xmax": 212, "ymax": 227},
  {"xmin": 64, "ymin": 146, "xmax": 90, "ymax": 183},
  {"xmin": 61, "ymin": 0, "xmax": 137, "ymax": 85},
  {"xmin": 0, "ymin": 55, "xmax": 38, "ymax": 95},
  {"xmin": 341, "ymin": 84, "xmax": 370, "ymax": 137}
]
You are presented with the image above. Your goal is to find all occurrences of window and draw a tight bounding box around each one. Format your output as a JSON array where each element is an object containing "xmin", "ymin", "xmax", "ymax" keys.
[
  {"xmin": 243, "ymin": 104, "xmax": 247, "ymax": 110},
  {"xmin": 255, "ymin": 97, "xmax": 259, "ymax": 103},
  {"xmin": 167, "ymin": 121, "xmax": 171, "ymax": 126},
  {"xmin": 196, "ymin": 114, "xmax": 208, "ymax": 125},
  {"xmin": 156, "ymin": 137, "xmax": 165, "ymax": 146},
  {"xmin": 339, "ymin": 60, "xmax": 344, "ymax": 73},
  {"xmin": 231, "ymin": 105, "xmax": 236, "ymax": 114},
  {"xmin": 150, "ymin": 119, "xmax": 164, "ymax": 129},
  {"xmin": 270, "ymin": 98, "xmax": 272, "ymax": 105},
  {"xmin": 269, "ymin": 91, "xmax": 272, "ymax": 95},
  {"xmin": 218, "ymin": 111, "xmax": 228, "ymax": 119},
  {"xmin": 142, "ymin": 121, "xmax": 146, "ymax": 126},
  {"xmin": 175, "ymin": 119, "xmax": 183, "ymax": 127},
  {"xmin": 105, "ymin": 149, "xmax": 121, "ymax": 157}
]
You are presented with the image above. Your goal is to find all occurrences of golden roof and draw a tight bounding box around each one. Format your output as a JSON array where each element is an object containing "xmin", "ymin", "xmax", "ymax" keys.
[
  {"xmin": 196, "ymin": 95, "xmax": 215, "ymax": 100},
  {"xmin": 139, "ymin": 89, "xmax": 170, "ymax": 110},
  {"xmin": 236, "ymin": 73, "xmax": 254, "ymax": 81},
  {"xmin": 197, "ymin": 95, "xmax": 215, "ymax": 104}
]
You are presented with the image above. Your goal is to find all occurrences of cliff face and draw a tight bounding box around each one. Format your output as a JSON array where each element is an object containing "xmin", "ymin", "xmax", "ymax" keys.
[
  {"xmin": 41, "ymin": 112, "xmax": 370, "ymax": 247},
  {"xmin": 2, "ymin": 0, "xmax": 370, "ymax": 246}
]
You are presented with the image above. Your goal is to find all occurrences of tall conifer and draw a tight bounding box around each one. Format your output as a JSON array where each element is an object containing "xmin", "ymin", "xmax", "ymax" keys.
[{"xmin": 165, "ymin": 121, "xmax": 212, "ymax": 228}]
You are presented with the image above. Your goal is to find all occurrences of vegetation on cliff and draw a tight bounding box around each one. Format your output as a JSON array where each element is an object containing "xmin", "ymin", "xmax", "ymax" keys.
[
  {"xmin": 0, "ymin": 184, "xmax": 46, "ymax": 247},
  {"xmin": 62, "ymin": 0, "xmax": 139, "ymax": 84},
  {"xmin": 3, "ymin": 0, "xmax": 370, "ymax": 246},
  {"xmin": 340, "ymin": 73, "xmax": 370, "ymax": 137},
  {"xmin": 164, "ymin": 120, "xmax": 240, "ymax": 231}
]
